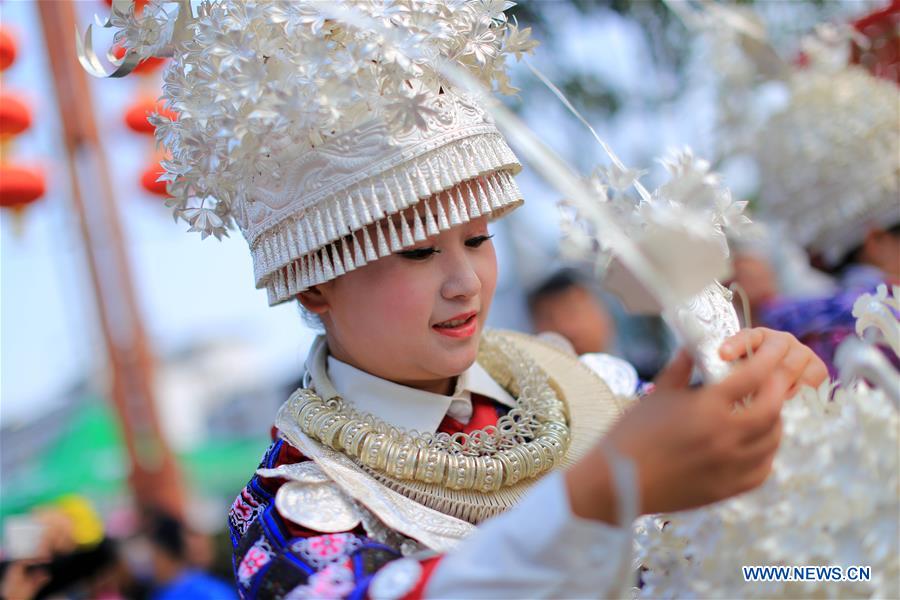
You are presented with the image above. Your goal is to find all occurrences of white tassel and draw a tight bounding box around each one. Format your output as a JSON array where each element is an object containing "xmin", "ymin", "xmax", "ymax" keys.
[
  {"xmin": 341, "ymin": 236, "xmax": 355, "ymax": 272},
  {"xmin": 283, "ymin": 264, "xmax": 294, "ymax": 295},
  {"xmin": 296, "ymin": 262, "xmax": 306, "ymax": 292},
  {"xmin": 435, "ymin": 156, "xmax": 453, "ymax": 189},
  {"xmin": 362, "ymin": 227, "xmax": 378, "ymax": 262},
  {"xmin": 375, "ymin": 222, "xmax": 390, "ymax": 257},
  {"xmin": 304, "ymin": 256, "xmax": 314, "ymax": 289},
  {"xmin": 411, "ymin": 205, "xmax": 426, "ymax": 241},
  {"xmin": 466, "ymin": 180, "xmax": 481, "ymax": 218},
  {"xmin": 335, "ymin": 198, "xmax": 349, "ymax": 235},
  {"xmin": 303, "ymin": 217, "xmax": 317, "ymax": 256},
  {"xmin": 501, "ymin": 171, "xmax": 518, "ymax": 200},
  {"xmin": 423, "ymin": 198, "xmax": 439, "ymax": 236},
  {"xmin": 392, "ymin": 172, "xmax": 409, "ymax": 210},
  {"xmin": 284, "ymin": 226, "xmax": 296, "ymax": 262},
  {"xmin": 357, "ymin": 189, "xmax": 373, "ymax": 224},
  {"xmin": 276, "ymin": 231, "xmax": 287, "ymax": 265},
  {"xmin": 312, "ymin": 252, "xmax": 324, "ymax": 284},
  {"xmin": 298, "ymin": 257, "xmax": 309, "ymax": 290},
  {"xmin": 331, "ymin": 244, "xmax": 345, "ymax": 277},
  {"xmin": 381, "ymin": 180, "xmax": 398, "ymax": 214},
  {"xmin": 314, "ymin": 209, "xmax": 327, "ymax": 246},
  {"xmin": 425, "ymin": 156, "xmax": 453, "ymax": 190},
  {"xmin": 321, "ymin": 248, "xmax": 335, "ymax": 281},
  {"xmin": 447, "ymin": 148, "xmax": 463, "ymax": 185},
  {"xmin": 352, "ymin": 231, "xmax": 366, "ymax": 266},
  {"xmin": 455, "ymin": 185, "xmax": 470, "ymax": 222},
  {"xmin": 345, "ymin": 195, "xmax": 360, "ymax": 231},
  {"xmin": 447, "ymin": 190, "xmax": 462, "ymax": 225},
  {"xmin": 387, "ymin": 215, "xmax": 402, "ymax": 251},
  {"xmin": 436, "ymin": 194, "xmax": 450, "ymax": 230},
  {"xmin": 324, "ymin": 205, "xmax": 337, "ymax": 241},
  {"xmin": 486, "ymin": 175, "xmax": 503, "ymax": 209},
  {"xmin": 399, "ymin": 210, "xmax": 414, "ymax": 246},
  {"xmin": 402, "ymin": 171, "xmax": 418, "ymax": 205},
  {"xmin": 369, "ymin": 183, "xmax": 384, "ymax": 220},
  {"xmin": 476, "ymin": 178, "xmax": 491, "ymax": 214},
  {"xmin": 413, "ymin": 165, "xmax": 431, "ymax": 198}
]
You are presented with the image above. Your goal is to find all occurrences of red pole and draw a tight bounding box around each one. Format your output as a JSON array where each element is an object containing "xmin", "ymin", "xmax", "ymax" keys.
[{"xmin": 36, "ymin": 0, "xmax": 185, "ymax": 518}]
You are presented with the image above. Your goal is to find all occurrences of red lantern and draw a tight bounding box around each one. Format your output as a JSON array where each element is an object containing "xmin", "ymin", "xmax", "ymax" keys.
[
  {"xmin": 0, "ymin": 164, "xmax": 45, "ymax": 208},
  {"xmin": 141, "ymin": 161, "xmax": 168, "ymax": 196},
  {"xmin": 103, "ymin": 0, "xmax": 149, "ymax": 12},
  {"xmin": 112, "ymin": 44, "xmax": 166, "ymax": 76},
  {"xmin": 0, "ymin": 94, "xmax": 32, "ymax": 136},
  {"xmin": 0, "ymin": 29, "xmax": 15, "ymax": 72},
  {"xmin": 125, "ymin": 98, "xmax": 177, "ymax": 134}
]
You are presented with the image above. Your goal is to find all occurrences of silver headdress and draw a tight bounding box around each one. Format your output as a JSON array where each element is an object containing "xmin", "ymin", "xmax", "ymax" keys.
[
  {"xmin": 80, "ymin": 0, "xmax": 538, "ymax": 305},
  {"xmin": 690, "ymin": 3, "xmax": 900, "ymax": 265}
]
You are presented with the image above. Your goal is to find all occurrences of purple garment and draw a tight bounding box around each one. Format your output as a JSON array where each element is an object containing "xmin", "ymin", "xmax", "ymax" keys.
[{"xmin": 757, "ymin": 265, "xmax": 891, "ymax": 378}]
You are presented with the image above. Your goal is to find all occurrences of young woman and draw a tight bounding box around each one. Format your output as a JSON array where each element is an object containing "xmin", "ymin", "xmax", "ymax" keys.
[
  {"xmin": 226, "ymin": 189, "xmax": 824, "ymax": 599},
  {"xmin": 84, "ymin": 2, "xmax": 827, "ymax": 598}
]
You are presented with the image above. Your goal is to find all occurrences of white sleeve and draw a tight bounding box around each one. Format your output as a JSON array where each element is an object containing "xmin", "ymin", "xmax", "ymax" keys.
[{"xmin": 424, "ymin": 470, "xmax": 633, "ymax": 599}]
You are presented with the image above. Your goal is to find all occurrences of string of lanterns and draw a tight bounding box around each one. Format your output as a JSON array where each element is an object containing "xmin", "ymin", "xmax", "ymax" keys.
[
  {"xmin": 107, "ymin": 0, "xmax": 174, "ymax": 198},
  {"xmin": 0, "ymin": 26, "xmax": 46, "ymax": 226}
]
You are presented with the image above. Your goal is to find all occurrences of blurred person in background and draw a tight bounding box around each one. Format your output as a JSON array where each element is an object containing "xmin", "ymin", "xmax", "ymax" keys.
[
  {"xmin": 1, "ymin": 496, "xmax": 128, "ymax": 600},
  {"xmin": 528, "ymin": 268, "xmax": 614, "ymax": 355},
  {"xmin": 0, "ymin": 561, "xmax": 49, "ymax": 600},
  {"xmin": 712, "ymin": 2, "xmax": 900, "ymax": 376},
  {"xmin": 726, "ymin": 228, "xmax": 838, "ymax": 322},
  {"xmin": 754, "ymin": 224, "xmax": 900, "ymax": 377},
  {"xmin": 144, "ymin": 512, "xmax": 234, "ymax": 600},
  {"xmin": 527, "ymin": 268, "xmax": 657, "ymax": 398}
]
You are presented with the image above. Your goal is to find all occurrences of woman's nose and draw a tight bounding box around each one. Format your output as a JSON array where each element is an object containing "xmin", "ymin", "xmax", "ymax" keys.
[{"xmin": 440, "ymin": 249, "xmax": 481, "ymax": 300}]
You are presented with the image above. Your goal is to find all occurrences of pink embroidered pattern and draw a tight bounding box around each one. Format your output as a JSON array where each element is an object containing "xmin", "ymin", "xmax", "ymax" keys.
[
  {"xmin": 285, "ymin": 562, "xmax": 356, "ymax": 600},
  {"xmin": 230, "ymin": 487, "xmax": 263, "ymax": 536},
  {"xmin": 292, "ymin": 534, "xmax": 363, "ymax": 569},
  {"xmin": 238, "ymin": 539, "xmax": 272, "ymax": 585}
]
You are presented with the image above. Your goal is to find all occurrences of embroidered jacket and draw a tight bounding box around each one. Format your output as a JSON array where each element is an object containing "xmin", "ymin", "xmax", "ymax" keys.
[{"xmin": 229, "ymin": 355, "xmax": 630, "ymax": 599}]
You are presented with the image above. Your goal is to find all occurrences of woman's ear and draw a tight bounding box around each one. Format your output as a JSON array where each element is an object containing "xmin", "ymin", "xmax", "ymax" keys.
[{"xmin": 297, "ymin": 285, "xmax": 330, "ymax": 315}]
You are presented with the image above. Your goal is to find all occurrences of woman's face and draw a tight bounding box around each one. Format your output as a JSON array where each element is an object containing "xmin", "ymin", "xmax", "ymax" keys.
[{"xmin": 300, "ymin": 208, "xmax": 498, "ymax": 394}]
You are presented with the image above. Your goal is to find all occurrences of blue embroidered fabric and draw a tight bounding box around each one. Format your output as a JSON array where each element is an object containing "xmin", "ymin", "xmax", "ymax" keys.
[{"xmin": 228, "ymin": 440, "xmax": 403, "ymax": 599}]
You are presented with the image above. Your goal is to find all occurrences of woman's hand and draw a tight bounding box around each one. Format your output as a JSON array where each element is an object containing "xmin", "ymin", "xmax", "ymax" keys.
[
  {"xmin": 566, "ymin": 328, "xmax": 827, "ymax": 522},
  {"xmin": 719, "ymin": 327, "xmax": 828, "ymax": 396}
]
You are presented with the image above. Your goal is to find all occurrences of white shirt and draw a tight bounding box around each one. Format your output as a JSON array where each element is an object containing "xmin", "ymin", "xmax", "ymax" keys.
[
  {"xmin": 327, "ymin": 356, "xmax": 517, "ymax": 431},
  {"xmin": 326, "ymin": 353, "xmax": 632, "ymax": 599}
]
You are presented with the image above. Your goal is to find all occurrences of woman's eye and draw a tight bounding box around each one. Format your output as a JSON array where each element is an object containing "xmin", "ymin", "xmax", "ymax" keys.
[
  {"xmin": 397, "ymin": 247, "xmax": 439, "ymax": 260},
  {"xmin": 465, "ymin": 234, "xmax": 494, "ymax": 248}
]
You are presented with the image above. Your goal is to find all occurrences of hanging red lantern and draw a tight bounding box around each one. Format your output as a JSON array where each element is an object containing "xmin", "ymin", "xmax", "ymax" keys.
[
  {"xmin": 112, "ymin": 44, "xmax": 166, "ymax": 76},
  {"xmin": 0, "ymin": 94, "xmax": 32, "ymax": 137},
  {"xmin": 124, "ymin": 97, "xmax": 177, "ymax": 134},
  {"xmin": 0, "ymin": 164, "xmax": 45, "ymax": 208},
  {"xmin": 103, "ymin": 0, "xmax": 149, "ymax": 11},
  {"xmin": 141, "ymin": 161, "xmax": 168, "ymax": 196},
  {"xmin": 0, "ymin": 29, "xmax": 15, "ymax": 72}
]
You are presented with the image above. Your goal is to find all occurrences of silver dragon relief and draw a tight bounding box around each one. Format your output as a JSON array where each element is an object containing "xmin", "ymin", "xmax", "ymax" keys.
[{"xmin": 667, "ymin": 281, "xmax": 741, "ymax": 382}]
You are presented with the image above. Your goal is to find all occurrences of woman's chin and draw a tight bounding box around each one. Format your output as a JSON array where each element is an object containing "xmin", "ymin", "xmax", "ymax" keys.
[{"xmin": 429, "ymin": 345, "xmax": 479, "ymax": 377}]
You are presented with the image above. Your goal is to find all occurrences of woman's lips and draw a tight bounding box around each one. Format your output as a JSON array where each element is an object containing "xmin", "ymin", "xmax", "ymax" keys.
[{"xmin": 432, "ymin": 312, "xmax": 478, "ymax": 339}]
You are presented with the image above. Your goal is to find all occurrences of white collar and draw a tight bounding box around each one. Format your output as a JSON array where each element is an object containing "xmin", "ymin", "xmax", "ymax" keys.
[{"xmin": 324, "ymin": 350, "xmax": 516, "ymax": 434}]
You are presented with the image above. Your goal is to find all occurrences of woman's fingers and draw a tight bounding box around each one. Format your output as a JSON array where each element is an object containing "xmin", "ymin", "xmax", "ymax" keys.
[
  {"xmin": 800, "ymin": 354, "xmax": 829, "ymax": 389},
  {"xmin": 714, "ymin": 336, "xmax": 790, "ymax": 402},
  {"xmin": 733, "ymin": 370, "xmax": 791, "ymax": 440},
  {"xmin": 719, "ymin": 328, "xmax": 765, "ymax": 361}
]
